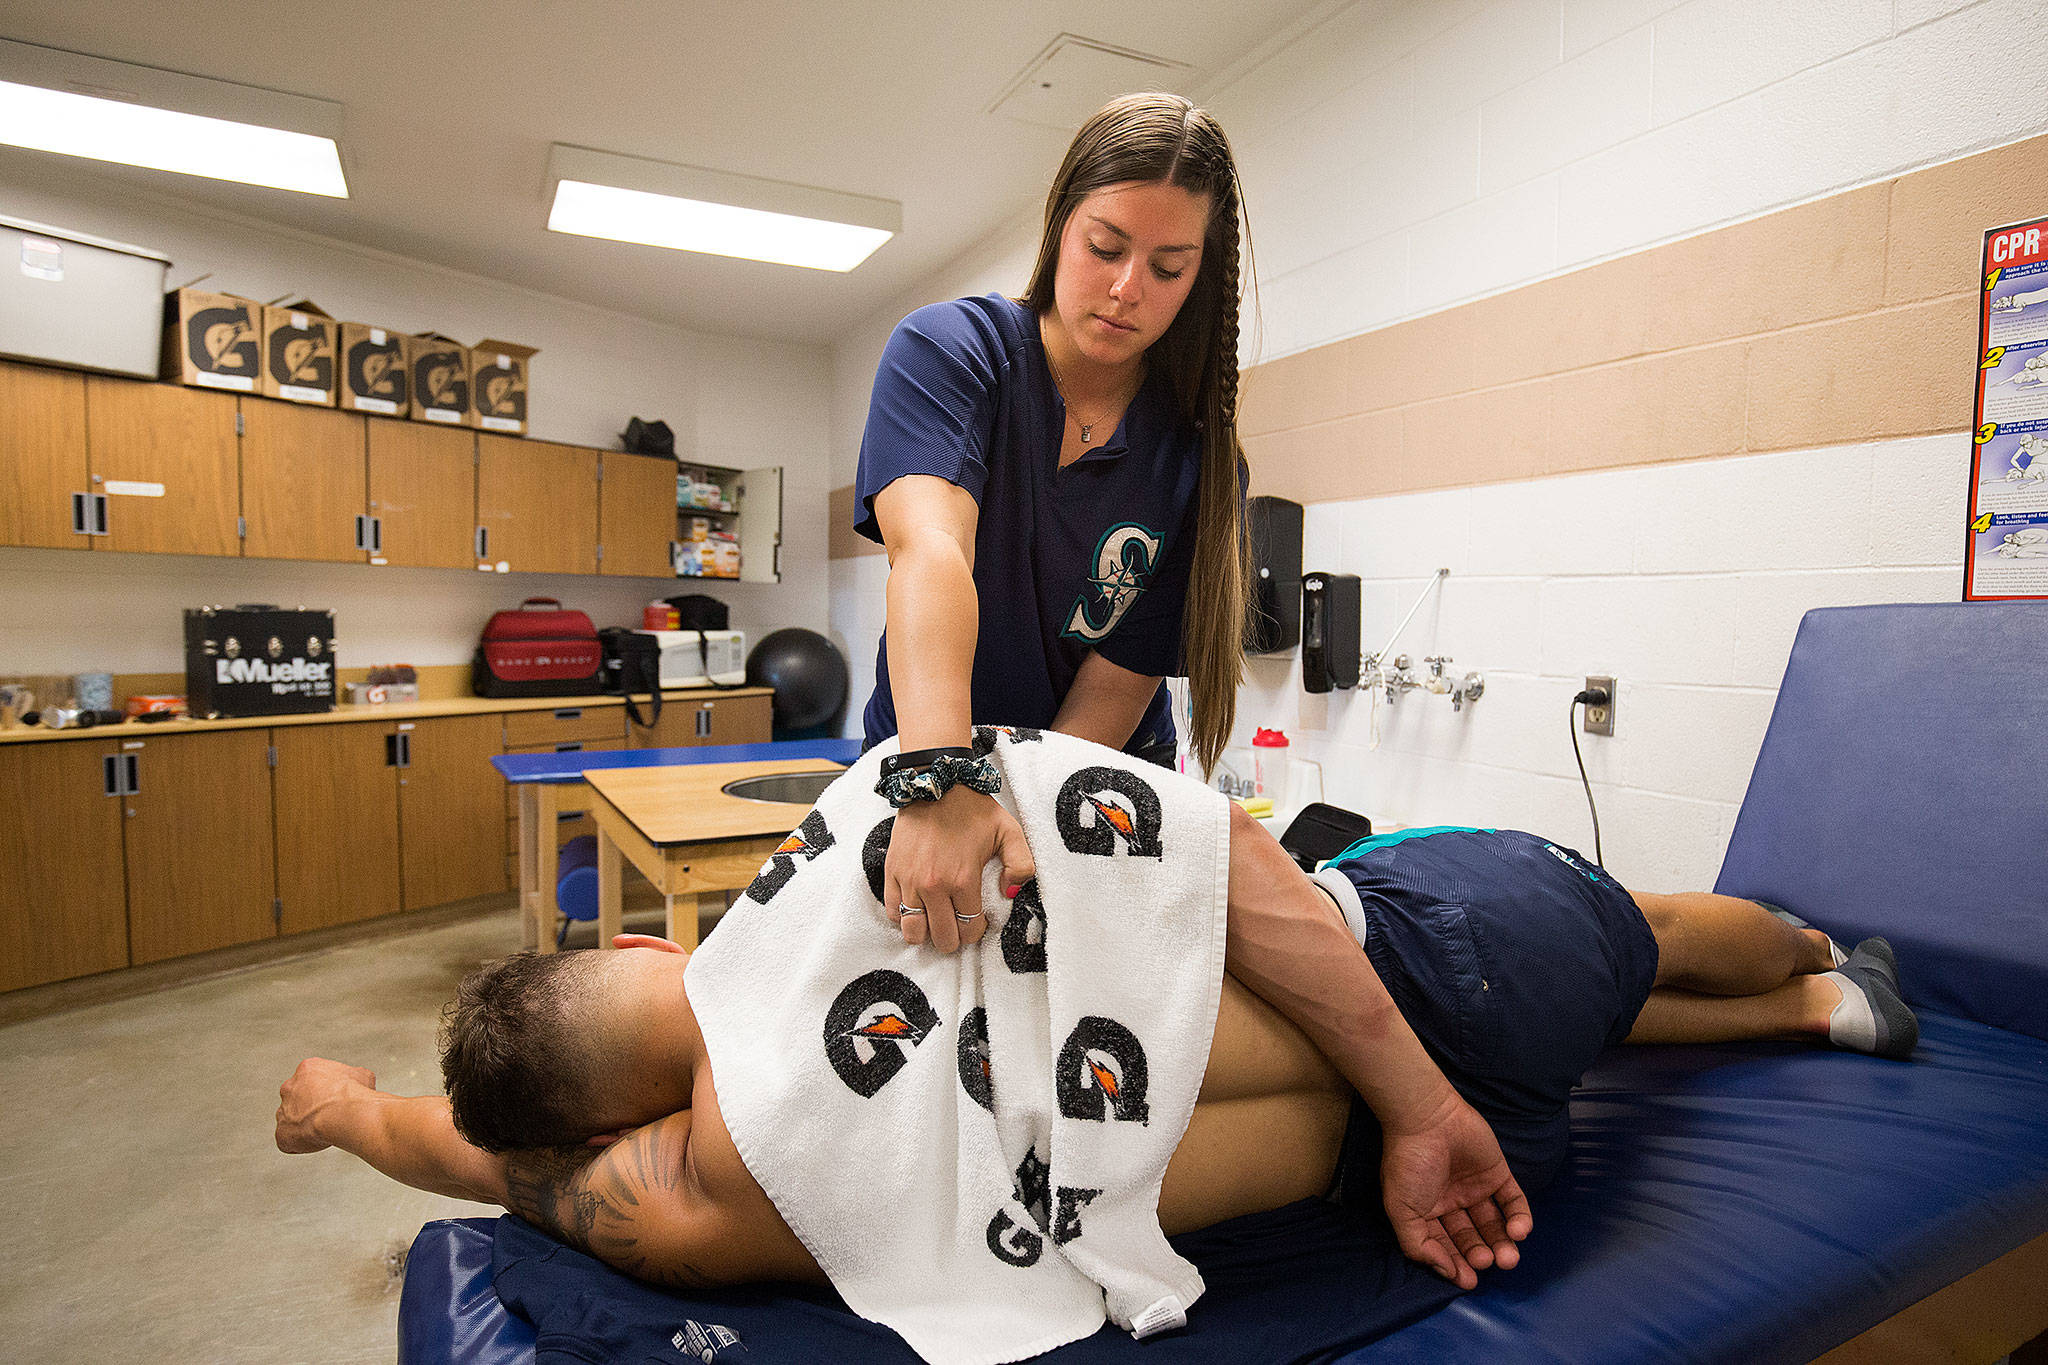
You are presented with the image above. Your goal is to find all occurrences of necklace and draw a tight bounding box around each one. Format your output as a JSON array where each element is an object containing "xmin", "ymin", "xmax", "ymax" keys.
[{"xmin": 1042, "ymin": 341, "xmax": 1135, "ymax": 447}]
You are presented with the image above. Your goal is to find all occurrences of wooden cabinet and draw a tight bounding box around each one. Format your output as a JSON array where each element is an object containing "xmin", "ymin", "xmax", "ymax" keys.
[
  {"xmin": 0, "ymin": 361, "xmax": 91, "ymax": 550},
  {"xmin": 82, "ymin": 378, "xmax": 240, "ymax": 556},
  {"xmin": 368, "ymin": 422, "xmax": 475, "ymax": 569},
  {"xmin": 272, "ymin": 722, "xmax": 402, "ymax": 934},
  {"xmin": 502, "ymin": 705, "xmax": 624, "ymax": 750},
  {"xmin": 396, "ymin": 715, "xmax": 508, "ymax": 909},
  {"xmin": 477, "ymin": 435, "xmax": 598, "ymax": 574},
  {"xmin": 600, "ymin": 451, "xmax": 679, "ymax": 578},
  {"xmin": 0, "ymin": 740, "xmax": 129, "ymax": 992},
  {"xmin": 122, "ymin": 731, "xmax": 278, "ymax": 965},
  {"xmin": 239, "ymin": 401, "xmax": 368, "ymax": 562},
  {"xmin": 628, "ymin": 692, "xmax": 773, "ymax": 749}
]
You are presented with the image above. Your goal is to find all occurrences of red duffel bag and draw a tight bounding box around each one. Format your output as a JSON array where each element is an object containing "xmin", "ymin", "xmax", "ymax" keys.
[{"xmin": 472, "ymin": 597, "xmax": 604, "ymax": 697}]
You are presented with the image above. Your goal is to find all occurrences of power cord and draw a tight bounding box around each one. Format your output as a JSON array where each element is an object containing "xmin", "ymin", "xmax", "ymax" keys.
[{"xmin": 1569, "ymin": 686, "xmax": 1609, "ymax": 866}]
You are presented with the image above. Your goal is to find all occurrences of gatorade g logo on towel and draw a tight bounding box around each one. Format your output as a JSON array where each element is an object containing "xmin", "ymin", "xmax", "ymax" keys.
[
  {"xmin": 971, "ymin": 724, "xmax": 1043, "ymax": 758},
  {"xmin": 861, "ymin": 816, "xmax": 894, "ymax": 904},
  {"xmin": 190, "ymin": 308, "xmax": 257, "ymax": 375},
  {"xmin": 745, "ymin": 810, "xmax": 834, "ymax": 904},
  {"xmin": 1055, "ymin": 767, "xmax": 1164, "ymax": 859},
  {"xmin": 1001, "ymin": 879, "xmax": 1047, "ymax": 974},
  {"xmin": 986, "ymin": 1147, "xmax": 1103, "ymax": 1266},
  {"xmin": 1056, "ymin": 1016, "xmax": 1151, "ymax": 1123},
  {"xmin": 987, "ymin": 1147, "xmax": 1052, "ymax": 1266},
  {"xmin": 1063, "ymin": 522, "xmax": 1163, "ymax": 641},
  {"xmin": 823, "ymin": 969, "xmax": 939, "ymax": 1098},
  {"xmin": 957, "ymin": 1006, "xmax": 994, "ymax": 1111}
]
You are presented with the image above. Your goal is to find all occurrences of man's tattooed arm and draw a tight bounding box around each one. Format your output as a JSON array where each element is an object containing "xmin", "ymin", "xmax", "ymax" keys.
[{"xmin": 499, "ymin": 1110, "xmax": 719, "ymax": 1289}]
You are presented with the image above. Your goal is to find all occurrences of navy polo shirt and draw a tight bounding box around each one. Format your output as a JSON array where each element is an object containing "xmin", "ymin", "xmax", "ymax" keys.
[{"xmin": 854, "ymin": 293, "xmax": 1203, "ymax": 756}]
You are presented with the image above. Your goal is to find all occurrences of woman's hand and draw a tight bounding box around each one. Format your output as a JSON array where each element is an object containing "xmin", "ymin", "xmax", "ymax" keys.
[{"xmin": 883, "ymin": 786, "xmax": 1036, "ymax": 952}]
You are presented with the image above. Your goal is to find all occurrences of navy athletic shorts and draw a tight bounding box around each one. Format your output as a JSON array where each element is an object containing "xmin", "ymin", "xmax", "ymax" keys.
[{"xmin": 1310, "ymin": 826, "xmax": 1660, "ymax": 1196}]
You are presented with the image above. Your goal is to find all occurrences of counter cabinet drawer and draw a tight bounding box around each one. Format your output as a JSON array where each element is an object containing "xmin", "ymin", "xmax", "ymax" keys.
[{"xmin": 501, "ymin": 706, "xmax": 627, "ymax": 749}]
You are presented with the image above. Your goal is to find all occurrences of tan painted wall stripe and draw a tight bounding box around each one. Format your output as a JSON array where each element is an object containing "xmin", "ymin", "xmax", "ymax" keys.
[
  {"xmin": 1238, "ymin": 130, "xmax": 2048, "ymax": 504},
  {"xmin": 830, "ymin": 482, "xmax": 885, "ymax": 558},
  {"xmin": 827, "ymin": 132, "xmax": 2047, "ymax": 542}
]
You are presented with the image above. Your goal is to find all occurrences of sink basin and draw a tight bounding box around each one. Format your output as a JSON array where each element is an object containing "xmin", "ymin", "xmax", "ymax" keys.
[{"xmin": 720, "ymin": 771, "xmax": 840, "ymax": 805}]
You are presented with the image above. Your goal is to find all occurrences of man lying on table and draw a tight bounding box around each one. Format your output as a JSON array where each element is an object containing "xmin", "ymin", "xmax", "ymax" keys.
[{"xmin": 276, "ymin": 749, "xmax": 1912, "ymax": 1323}]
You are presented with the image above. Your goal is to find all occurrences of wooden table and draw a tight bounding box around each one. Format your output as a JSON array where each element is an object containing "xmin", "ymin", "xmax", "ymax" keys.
[
  {"xmin": 586, "ymin": 758, "xmax": 847, "ymax": 949},
  {"xmin": 493, "ymin": 739, "xmax": 859, "ymax": 953}
]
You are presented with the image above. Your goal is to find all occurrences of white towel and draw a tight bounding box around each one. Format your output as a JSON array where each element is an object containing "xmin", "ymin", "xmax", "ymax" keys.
[{"xmin": 685, "ymin": 727, "xmax": 1231, "ymax": 1365}]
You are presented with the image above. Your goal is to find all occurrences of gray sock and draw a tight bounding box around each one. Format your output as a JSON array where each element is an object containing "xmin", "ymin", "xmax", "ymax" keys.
[
  {"xmin": 1822, "ymin": 965, "xmax": 1918, "ymax": 1060},
  {"xmin": 1846, "ymin": 937, "xmax": 1898, "ymax": 993}
]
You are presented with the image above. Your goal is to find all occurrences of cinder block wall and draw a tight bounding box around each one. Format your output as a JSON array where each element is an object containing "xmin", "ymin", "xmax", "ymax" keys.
[{"xmin": 826, "ymin": 0, "xmax": 2042, "ymax": 886}]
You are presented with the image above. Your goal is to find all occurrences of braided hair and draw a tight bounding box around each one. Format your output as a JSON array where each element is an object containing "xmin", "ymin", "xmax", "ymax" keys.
[{"xmin": 1022, "ymin": 93, "xmax": 1255, "ymax": 773}]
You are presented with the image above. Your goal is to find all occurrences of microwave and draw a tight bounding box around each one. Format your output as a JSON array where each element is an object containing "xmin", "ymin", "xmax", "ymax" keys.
[{"xmin": 641, "ymin": 629, "xmax": 747, "ymax": 687}]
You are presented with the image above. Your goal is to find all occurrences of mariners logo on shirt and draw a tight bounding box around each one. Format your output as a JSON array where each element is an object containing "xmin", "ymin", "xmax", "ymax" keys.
[{"xmin": 1063, "ymin": 522, "xmax": 1163, "ymax": 641}]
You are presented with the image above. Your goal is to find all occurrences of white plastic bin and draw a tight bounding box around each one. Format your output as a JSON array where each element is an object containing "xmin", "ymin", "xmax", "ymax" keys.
[{"xmin": 0, "ymin": 215, "xmax": 170, "ymax": 377}]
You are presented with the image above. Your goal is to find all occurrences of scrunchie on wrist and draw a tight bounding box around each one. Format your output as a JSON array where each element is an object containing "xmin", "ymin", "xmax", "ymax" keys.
[{"xmin": 875, "ymin": 753, "xmax": 1002, "ymax": 809}]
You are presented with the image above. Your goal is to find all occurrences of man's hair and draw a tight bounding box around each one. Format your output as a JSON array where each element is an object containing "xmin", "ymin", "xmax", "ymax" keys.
[{"xmin": 439, "ymin": 950, "xmax": 613, "ymax": 1152}]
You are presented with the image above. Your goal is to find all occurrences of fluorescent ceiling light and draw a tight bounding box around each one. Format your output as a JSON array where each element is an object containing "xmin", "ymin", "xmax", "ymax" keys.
[
  {"xmin": 546, "ymin": 144, "xmax": 897, "ymax": 273},
  {"xmin": 0, "ymin": 40, "xmax": 347, "ymax": 198}
]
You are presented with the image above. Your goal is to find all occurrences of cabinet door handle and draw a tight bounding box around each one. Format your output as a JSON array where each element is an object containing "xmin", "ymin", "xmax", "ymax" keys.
[
  {"xmin": 124, "ymin": 753, "xmax": 140, "ymax": 796},
  {"xmin": 103, "ymin": 753, "xmax": 122, "ymax": 796},
  {"xmin": 354, "ymin": 514, "xmax": 367, "ymax": 550},
  {"xmin": 72, "ymin": 493, "xmax": 90, "ymax": 536},
  {"xmin": 397, "ymin": 732, "xmax": 412, "ymax": 769},
  {"xmin": 370, "ymin": 516, "xmax": 382, "ymax": 553},
  {"xmin": 553, "ymin": 708, "xmax": 582, "ymax": 720},
  {"xmin": 93, "ymin": 494, "xmax": 109, "ymax": 535},
  {"xmin": 695, "ymin": 708, "xmax": 712, "ymax": 739},
  {"xmin": 476, "ymin": 526, "xmax": 488, "ymax": 559},
  {"xmin": 386, "ymin": 733, "xmax": 401, "ymax": 767},
  {"xmin": 554, "ymin": 742, "xmax": 583, "ymax": 752}
]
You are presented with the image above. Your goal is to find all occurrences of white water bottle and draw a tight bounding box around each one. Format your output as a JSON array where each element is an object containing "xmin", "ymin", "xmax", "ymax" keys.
[{"xmin": 1252, "ymin": 728, "xmax": 1291, "ymax": 801}]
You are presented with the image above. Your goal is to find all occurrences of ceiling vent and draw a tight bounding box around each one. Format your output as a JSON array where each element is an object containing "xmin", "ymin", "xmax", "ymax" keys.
[{"xmin": 987, "ymin": 34, "xmax": 1193, "ymax": 130}]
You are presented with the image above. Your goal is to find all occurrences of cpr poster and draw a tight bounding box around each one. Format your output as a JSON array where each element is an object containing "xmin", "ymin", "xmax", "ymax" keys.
[{"xmin": 1967, "ymin": 215, "xmax": 2048, "ymax": 599}]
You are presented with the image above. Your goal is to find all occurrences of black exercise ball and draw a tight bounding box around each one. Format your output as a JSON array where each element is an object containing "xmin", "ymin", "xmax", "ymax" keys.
[{"xmin": 746, "ymin": 628, "xmax": 849, "ymax": 734}]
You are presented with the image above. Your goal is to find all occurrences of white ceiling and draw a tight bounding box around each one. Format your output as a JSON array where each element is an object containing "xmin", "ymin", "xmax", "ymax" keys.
[{"xmin": 0, "ymin": 2, "xmax": 1333, "ymax": 346}]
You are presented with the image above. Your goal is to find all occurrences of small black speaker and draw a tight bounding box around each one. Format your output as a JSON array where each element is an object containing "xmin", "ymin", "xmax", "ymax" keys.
[
  {"xmin": 1246, "ymin": 495, "xmax": 1303, "ymax": 654},
  {"xmin": 1301, "ymin": 571, "xmax": 1361, "ymax": 692}
]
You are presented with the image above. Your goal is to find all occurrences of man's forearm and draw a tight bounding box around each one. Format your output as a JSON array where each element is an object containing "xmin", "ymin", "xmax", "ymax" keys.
[
  {"xmin": 1222, "ymin": 806, "xmax": 1460, "ymax": 1133},
  {"xmin": 318, "ymin": 1091, "xmax": 509, "ymax": 1205}
]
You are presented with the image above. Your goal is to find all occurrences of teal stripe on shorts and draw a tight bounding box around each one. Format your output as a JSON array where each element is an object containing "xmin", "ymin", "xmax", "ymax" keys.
[{"xmin": 1321, "ymin": 824, "xmax": 1497, "ymax": 870}]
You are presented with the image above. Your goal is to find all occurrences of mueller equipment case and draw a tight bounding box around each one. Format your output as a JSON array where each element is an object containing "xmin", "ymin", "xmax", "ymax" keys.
[
  {"xmin": 184, "ymin": 605, "xmax": 337, "ymax": 718},
  {"xmin": 473, "ymin": 598, "xmax": 603, "ymax": 698}
]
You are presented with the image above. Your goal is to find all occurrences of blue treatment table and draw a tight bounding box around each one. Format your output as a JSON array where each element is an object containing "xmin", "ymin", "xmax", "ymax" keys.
[
  {"xmin": 492, "ymin": 739, "xmax": 859, "ymax": 952},
  {"xmin": 409, "ymin": 605, "xmax": 2048, "ymax": 1362}
]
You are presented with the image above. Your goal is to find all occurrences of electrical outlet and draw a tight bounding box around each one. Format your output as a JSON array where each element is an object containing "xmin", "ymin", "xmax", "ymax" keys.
[{"xmin": 1583, "ymin": 675, "xmax": 1616, "ymax": 736}]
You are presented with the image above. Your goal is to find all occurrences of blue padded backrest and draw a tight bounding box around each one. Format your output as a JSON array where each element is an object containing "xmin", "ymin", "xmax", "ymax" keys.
[{"xmin": 1715, "ymin": 603, "xmax": 2048, "ymax": 1041}]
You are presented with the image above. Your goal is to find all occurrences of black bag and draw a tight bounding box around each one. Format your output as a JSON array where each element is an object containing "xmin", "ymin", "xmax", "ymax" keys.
[
  {"xmin": 599, "ymin": 627, "xmax": 663, "ymax": 729},
  {"xmin": 664, "ymin": 594, "xmax": 727, "ymax": 631},
  {"xmin": 621, "ymin": 417, "xmax": 675, "ymax": 456}
]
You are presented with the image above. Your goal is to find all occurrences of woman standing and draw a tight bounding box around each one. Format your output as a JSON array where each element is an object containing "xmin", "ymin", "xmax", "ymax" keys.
[{"xmin": 854, "ymin": 92, "xmax": 1253, "ymax": 950}]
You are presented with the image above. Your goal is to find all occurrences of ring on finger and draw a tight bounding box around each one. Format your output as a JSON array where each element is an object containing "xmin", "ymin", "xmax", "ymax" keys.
[
  {"xmin": 899, "ymin": 905, "xmax": 927, "ymax": 917},
  {"xmin": 954, "ymin": 910, "xmax": 984, "ymax": 922}
]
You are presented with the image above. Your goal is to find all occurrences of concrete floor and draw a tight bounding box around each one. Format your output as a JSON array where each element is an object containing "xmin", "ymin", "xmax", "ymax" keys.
[{"xmin": 0, "ymin": 903, "xmax": 648, "ymax": 1363}]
